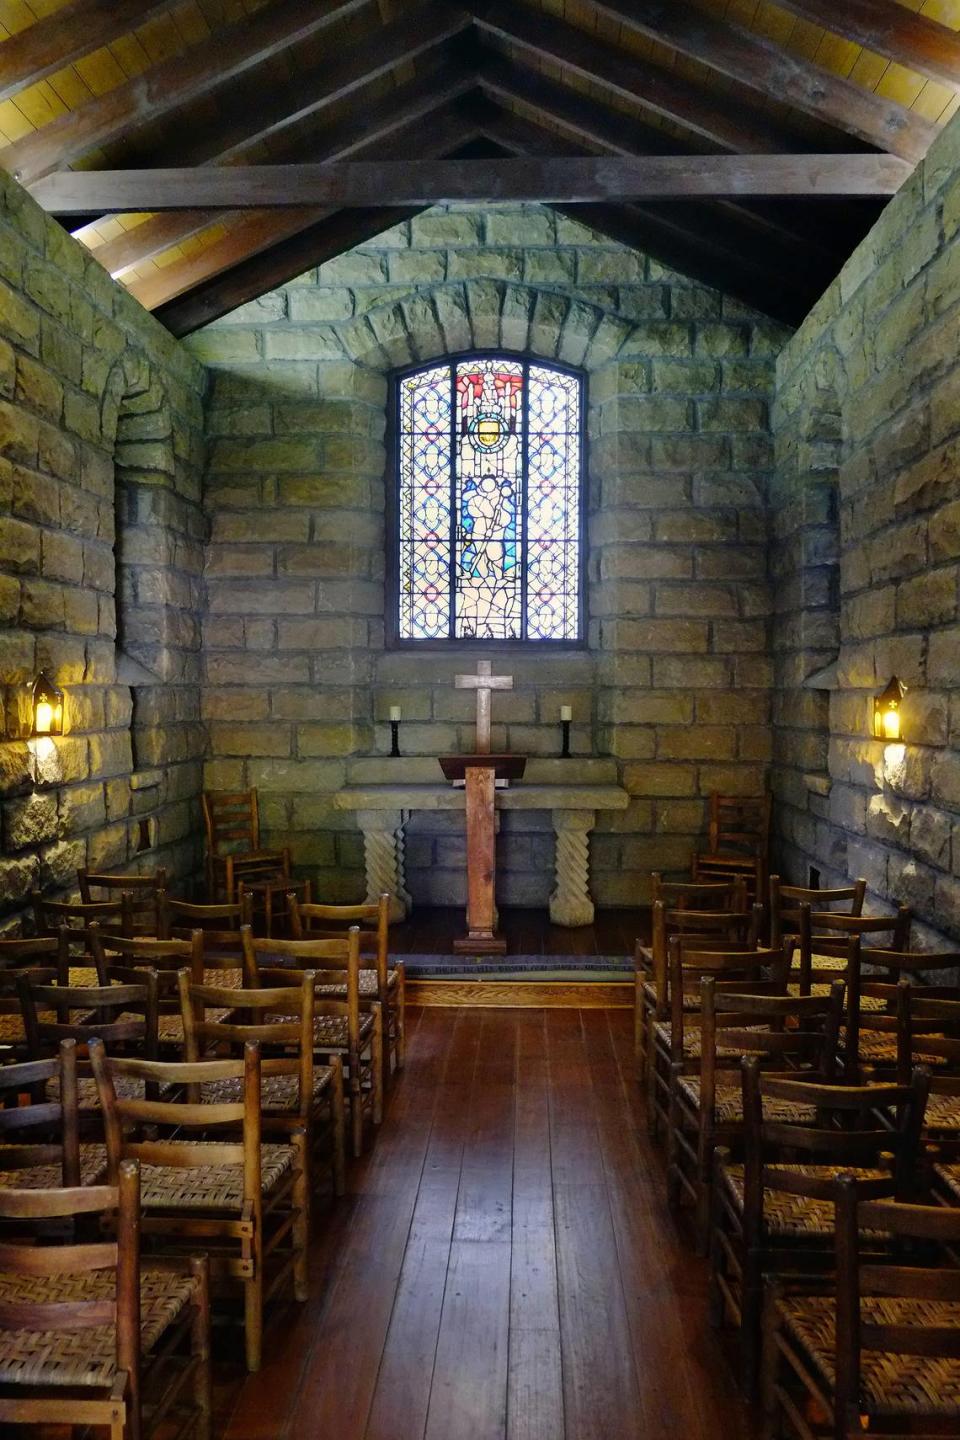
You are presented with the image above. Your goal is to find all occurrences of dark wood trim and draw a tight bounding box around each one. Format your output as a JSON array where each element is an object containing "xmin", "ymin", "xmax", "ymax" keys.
[
  {"xmin": 582, "ymin": 0, "xmax": 938, "ymax": 163},
  {"xmin": 386, "ymin": 352, "xmax": 587, "ymax": 649},
  {"xmin": 0, "ymin": 0, "xmax": 425, "ymax": 184},
  {"xmin": 0, "ymin": 0, "xmax": 180, "ymax": 104},
  {"xmin": 773, "ymin": 0, "xmax": 960, "ymax": 89},
  {"xmin": 35, "ymin": 153, "xmax": 912, "ymax": 214}
]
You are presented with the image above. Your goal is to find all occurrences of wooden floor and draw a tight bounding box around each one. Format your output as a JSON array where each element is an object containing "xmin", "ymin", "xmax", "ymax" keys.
[
  {"xmin": 214, "ymin": 1005, "xmax": 757, "ymax": 1440},
  {"xmin": 390, "ymin": 905, "xmax": 650, "ymax": 956}
]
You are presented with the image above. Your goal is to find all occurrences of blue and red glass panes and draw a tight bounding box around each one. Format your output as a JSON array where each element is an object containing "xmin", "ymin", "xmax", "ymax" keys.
[
  {"xmin": 398, "ymin": 364, "xmax": 451, "ymax": 639},
  {"xmin": 526, "ymin": 365, "xmax": 580, "ymax": 639},
  {"xmin": 454, "ymin": 358, "xmax": 524, "ymax": 640},
  {"xmin": 397, "ymin": 356, "xmax": 582, "ymax": 641}
]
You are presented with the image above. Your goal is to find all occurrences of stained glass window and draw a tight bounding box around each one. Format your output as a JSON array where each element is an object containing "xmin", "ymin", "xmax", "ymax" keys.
[{"xmin": 396, "ymin": 356, "xmax": 583, "ymax": 642}]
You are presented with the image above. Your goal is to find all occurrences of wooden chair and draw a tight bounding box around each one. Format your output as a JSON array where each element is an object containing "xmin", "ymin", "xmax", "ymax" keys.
[
  {"xmin": 158, "ymin": 892, "xmax": 252, "ymax": 942},
  {"xmin": 762, "ymin": 1180, "xmax": 960, "ymax": 1440},
  {"xmin": 0, "ymin": 1039, "xmax": 109, "ymax": 1191},
  {"xmin": 32, "ymin": 891, "xmax": 136, "ymax": 948},
  {"xmin": 711, "ymin": 1054, "xmax": 928, "ymax": 1392},
  {"xmin": 637, "ymin": 897, "xmax": 759, "ymax": 1090},
  {"xmin": 90, "ymin": 929, "xmax": 205, "ymax": 1054},
  {"xmin": 768, "ymin": 875, "xmax": 865, "ymax": 950},
  {"xmin": 78, "ymin": 866, "xmax": 167, "ymax": 936},
  {"xmin": 239, "ymin": 875, "xmax": 311, "ymax": 940},
  {"xmin": 178, "ymin": 969, "xmax": 346, "ymax": 1196},
  {"xmin": 847, "ymin": 948, "xmax": 960, "ymax": 1078},
  {"xmin": 0, "ymin": 1159, "xmax": 212, "ymax": 1440},
  {"xmin": 646, "ymin": 920, "xmax": 773, "ymax": 1137},
  {"xmin": 667, "ymin": 971, "xmax": 836, "ymax": 1252},
  {"xmin": 693, "ymin": 793, "xmax": 771, "ymax": 901},
  {"xmin": 242, "ymin": 927, "xmax": 383, "ymax": 1159},
  {"xmin": 202, "ymin": 790, "xmax": 291, "ymax": 903},
  {"xmin": 90, "ymin": 1036, "xmax": 307, "ymax": 1374},
  {"xmin": 18, "ymin": 969, "xmax": 159, "ymax": 1117},
  {"xmin": 898, "ymin": 992, "xmax": 960, "ymax": 1161},
  {"xmin": 289, "ymin": 892, "xmax": 405, "ymax": 1087},
  {"xmin": 0, "ymin": 932, "xmax": 72, "ymax": 1058}
]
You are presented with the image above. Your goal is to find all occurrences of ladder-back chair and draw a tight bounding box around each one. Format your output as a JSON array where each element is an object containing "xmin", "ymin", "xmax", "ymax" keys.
[
  {"xmin": 0, "ymin": 932, "xmax": 72, "ymax": 1059},
  {"xmin": 201, "ymin": 790, "xmax": 290, "ymax": 902},
  {"xmin": 90, "ymin": 1036, "xmax": 307, "ymax": 1374},
  {"xmin": 0, "ymin": 1158, "xmax": 212, "ymax": 1440},
  {"xmin": 768, "ymin": 874, "xmax": 866, "ymax": 949},
  {"xmin": 90, "ymin": 929, "xmax": 204, "ymax": 1054},
  {"xmin": 78, "ymin": 866, "xmax": 167, "ymax": 935},
  {"xmin": 0, "ymin": 1039, "xmax": 108, "ymax": 1191},
  {"xmin": 693, "ymin": 793, "xmax": 771, "ymax": 901}
]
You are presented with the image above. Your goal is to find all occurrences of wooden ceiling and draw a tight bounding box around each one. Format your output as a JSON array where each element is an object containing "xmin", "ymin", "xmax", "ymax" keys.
[{"xmin": 2, "ymin": 0, "xmax": 959, "ymax": 333}]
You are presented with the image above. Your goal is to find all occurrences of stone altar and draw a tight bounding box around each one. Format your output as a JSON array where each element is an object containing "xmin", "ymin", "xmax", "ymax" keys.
[{"xmin": 334, "ymin": 757, "xmax": 629, "ymax": 928}]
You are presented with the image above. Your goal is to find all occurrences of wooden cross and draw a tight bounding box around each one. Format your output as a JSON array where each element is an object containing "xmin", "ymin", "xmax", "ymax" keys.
[{"xmin": 455, "ymin": 660, "xmax": 513, "ymax": 755}]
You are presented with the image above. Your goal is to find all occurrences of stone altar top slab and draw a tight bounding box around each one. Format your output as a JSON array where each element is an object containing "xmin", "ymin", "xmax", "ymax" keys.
[
  {"xmin": 334, "ymin": 782, "xmax": 629, "ymax": 813},
  {"xmin": 344, "ymin": 756, "xmax": 621, "ymax": 787}
]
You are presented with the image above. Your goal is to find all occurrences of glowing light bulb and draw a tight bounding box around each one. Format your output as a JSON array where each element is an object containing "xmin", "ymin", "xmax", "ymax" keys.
[
  {"xmin": 35, "ymin": 701, "xmax": 53, "ymax": 734},
  {"xmin": 882, "ymin": 707, "xmax": 900, "ymax": 740}
]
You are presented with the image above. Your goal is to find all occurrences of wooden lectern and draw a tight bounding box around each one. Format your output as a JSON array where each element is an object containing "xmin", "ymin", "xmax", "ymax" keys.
[{"xmin": 439, "ymin": 662, "xmax": 526, "ymax": 955}]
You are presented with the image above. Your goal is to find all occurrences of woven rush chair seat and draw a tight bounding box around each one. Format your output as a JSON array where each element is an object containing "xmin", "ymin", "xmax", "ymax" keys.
[
  {"xmin": 0, "ymin": 1266, "xmax": 198, "ymax": 1388},
  {"xmin": 194, "ymin": 1069, "xmax": 337, "ymax": 1110},
  {"xmin": 641, "ymin": 980, "xmax": 701, "ymax": 1012},
  {"xmin": 138, "ymin": 1141, "xmax": 295, "ymax": 1212},
  {"xmin": 776, "ymin": 1292, "xmax": 960, "ymax": 1416},
  {"xmin": 157, "ymin": 1007, "xmax": 229, "ymax": 1044},
  {"xmin": 46, "ymin": 1073, "xmax": 148, "ymax": 1111},
  {"xmin": 261, "ymin": 1008, "xmax": 375, "ymax": 1050},
  {"xmin": 932, "ymin": 1163, "xmax": 960, "ymax": 1201},
  {"xmin": 676, "ymin": 1076, "xmax": 818, "ymax": 1127},
  {"xmin": 652, "ymin": 1019, "xmax": 769, "ymax": 1060},
  {"xmin": 924, "ymin": 1094, "xmax": 960, "ymax": 1131},
  {"xmin": 719, "ymin": 1163, "xmax": 889, "ymax": 1239},
  {"xmin": 315, "ymin": 968, "xmax": 400, "ymax": 999},
  {"xmin": 0, "ymin": 1142, "xmax": 107, "ymax": 1190}
]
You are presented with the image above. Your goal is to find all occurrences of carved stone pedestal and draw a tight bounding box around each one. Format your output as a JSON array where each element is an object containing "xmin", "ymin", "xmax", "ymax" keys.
[
  {"xmin": 357, "ymin": 809, "xmax": 409, "ymax": 923},
  {"xmin": 549, "ymin": 809, "xmax": 595, "ymax": 928}
]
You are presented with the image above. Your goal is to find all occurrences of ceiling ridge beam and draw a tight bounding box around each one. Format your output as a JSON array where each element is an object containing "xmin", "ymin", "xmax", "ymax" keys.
[
  {"xmin": 581, "ymin": 0, "xmax": 937, "ymax": 163},
  {"xmin": 84, "ymin": 61, "xmax": 476, "ymax": 278},
  {"xmin": 31, "ymin": 154, "xmax": 913, "ymax": 214},
  {"xmin": 0, "ymin": 0, "xmax": 182, "ymax": 105},
  {"xmin": 772, "ymin": 0, "xmax": 960, "ymax": 91},
  {"xmin": 125, "ymin": 105, "xmax": 483, "ymax": 313},
  {"xmin": 0, "ymin": 0, "xmax": 421, "ymax": 185},
  {"xmin": 474, "ymin": 4, "xmax": 814, "ymax": 155}
]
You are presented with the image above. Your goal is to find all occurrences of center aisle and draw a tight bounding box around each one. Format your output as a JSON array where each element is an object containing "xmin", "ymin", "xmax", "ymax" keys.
[{"xmin": 215, "ymin": 1007, "xmax": 758, "ymax": 1440}]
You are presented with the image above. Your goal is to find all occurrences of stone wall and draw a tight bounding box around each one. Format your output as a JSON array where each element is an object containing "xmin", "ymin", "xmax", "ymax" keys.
[
  {"xmin": 192, "ymin": 204, "xmax": 783, "ymax": 906},
  {"xmin": 772, "ymin": 119, "xmax": 960, "ymax": 943},
  {"xmin": 0, "ymin": 171, "xmax": 207, "ymax": 928}
]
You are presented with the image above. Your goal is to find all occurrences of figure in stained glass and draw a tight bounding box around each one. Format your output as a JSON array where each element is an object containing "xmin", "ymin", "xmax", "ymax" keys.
[{"xmin": 396, "ymin": 354, "xmax": 582, "ymax": 642}]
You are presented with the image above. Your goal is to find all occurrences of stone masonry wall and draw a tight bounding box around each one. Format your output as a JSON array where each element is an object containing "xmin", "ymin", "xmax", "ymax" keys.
[
  {"xmin": 772, "ymin": 116, "xmax": 960, "ymax": 945},
  {"xmin": 0, "ymin": 170, "xmax": 207, "ymax": 929},
  {"xmin": 191, "ymin": 204, "xmax": 784, "ymax": 907}
]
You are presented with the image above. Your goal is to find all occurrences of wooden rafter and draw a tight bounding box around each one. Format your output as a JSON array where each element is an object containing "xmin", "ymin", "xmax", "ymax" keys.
[
  {"xmin": 124, "ymin": 106, "xmax": 482, "ymax": 313},
  {"xmin": 0, "ymin": 0, "xmax": 392, "ymax": 185},
  {"xmin": 86, "ymin": 62, "xmax": 475, "ymax": 278},
  {"xmin": 772, "ymin": 0, "xmax": 960, "ymax": 90},
  {"xmin": 0, "ymin": 0, "xmax": 181, "ymax": 105},
  {"xmin": 582, "ymin": 0, "xmax": 937, "ymax": 163},
  {"xmin": 33, "ymin": 155, "xmax": 912, "ymax": 213},
  {"xmin": 477, "ymin": 61, "xmax": 859, "ymax": 261},
  {"xmin": 474, "ymin": 6, "xmax": 812, "ymax": 155}
]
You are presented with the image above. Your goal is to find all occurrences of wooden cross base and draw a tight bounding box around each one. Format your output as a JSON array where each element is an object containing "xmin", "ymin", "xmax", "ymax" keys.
[{"xmin": 452, "ymin": 763, "xmax": 507, "ymax": 956}]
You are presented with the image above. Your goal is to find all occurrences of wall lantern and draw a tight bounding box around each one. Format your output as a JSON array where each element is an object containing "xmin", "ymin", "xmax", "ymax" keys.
[
  {"xmin": 32, "ymin": 671, "xmax": 63, "ymax": 737},
  {"xmin": 873, "ymin": 675, "xmax": 907, "ymax": 741}
]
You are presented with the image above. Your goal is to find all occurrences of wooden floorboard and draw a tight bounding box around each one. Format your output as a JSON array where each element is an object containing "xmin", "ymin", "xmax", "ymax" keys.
[{"xmin": 214, "ymin": 1005, "xmax": 758, "ymax": 1440}]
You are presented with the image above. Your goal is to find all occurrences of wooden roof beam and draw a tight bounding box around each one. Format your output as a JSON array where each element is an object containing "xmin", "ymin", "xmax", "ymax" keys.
[
  {"xmin": 0, "ymin": 0, "xmax": 182, "ymax": 104},
  {"xmin": 125, "ymin": 105, "xmax": 482, "ymax": 314},
  {"xmin": 773, "ymin": 0, "xmax": 960, "ymax": 91},
  {"xmin": 474, "ymin": 5, "xmax": 813, "ymax": 156},
  {"xmin": 0, "ymin": 0, "xmax": 444, "ymax": 185},
  {"xmin": 32, "ymin": 154, "xmax": 912, "ymax": 213},
  {"xmin": 580, "ymin": 0, "xmax": 936, "ymax": 163},
  {"xmin": 84, "ymin": 59, "xmax": 476, "ymax": 278}
]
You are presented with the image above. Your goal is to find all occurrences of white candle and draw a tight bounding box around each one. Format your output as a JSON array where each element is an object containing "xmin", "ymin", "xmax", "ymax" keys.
[
  {"xmin": 560, "ymin": 705, "xmax": 572, "ymax": 722},
  {"xmin": 389, "ymin": 706, "xmax": 402, "ymax": 723}
]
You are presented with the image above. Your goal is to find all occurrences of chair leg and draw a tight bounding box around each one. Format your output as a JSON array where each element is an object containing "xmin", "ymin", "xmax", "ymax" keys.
[
  {"xmin": 190, "ymin": 1255, "xmax": 213, "ymax": 1440},
  {"xmin": 331, "ymin": 1060, "xmax": 347, "ymax": 1196},
  {"xmin": 634, "ymin": 975, "xmax": 645, "ymax": 1083},
  {"xmin": 244, "ymin": 1237, "xmax": 263, "ymax": 1372},
  {"xmin": 741, "ymin": 1246, "xmax": 763, "ymax": 1399},
  {"xmin": 349, "ymin": 1052, "xmax": 364, "ymax": 1159},
  {"xmin": 666, "ymin": 1075, "xmax": 682, "ymax": 1207},
  {"xmin": 371, "ymin": 1011, "xmax": 384, "ymax": 1126},
  {"xmin": 707, "ymin": 1176, "xmax": 725, "ymax": 1329},
  {"xmin": 395, "ymin": 969, "xmax": 406, "ymax": 1069},
  {"xmin": 695, "ymin": 1133, "xmax": 712, "ymax": 1256},
  {"xmin": 292, "ymin": 1132, "xmax": 310, "ymax": 1302},
  {"xmin": 760, "ymin": 1286, "xmax": 784, "ymax": 1440}
]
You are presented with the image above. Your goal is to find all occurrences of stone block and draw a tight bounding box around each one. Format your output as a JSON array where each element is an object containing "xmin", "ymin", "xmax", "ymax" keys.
[
  {"xmin": 657, "ymin": 726, "xmax": 736, "ymax": 761},
  {"xmin": 622, "ymin": 762, "xmax": 697, "ymax": 797}
]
